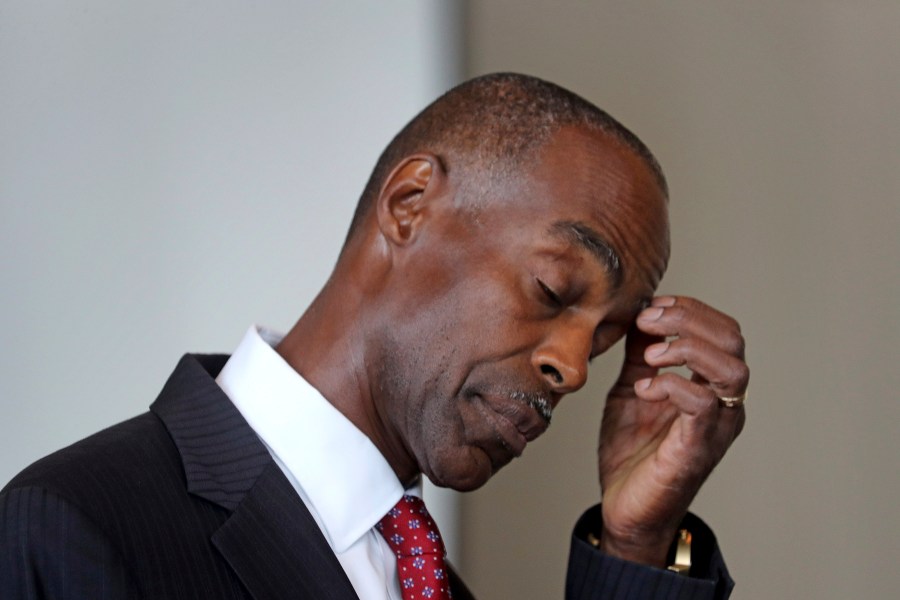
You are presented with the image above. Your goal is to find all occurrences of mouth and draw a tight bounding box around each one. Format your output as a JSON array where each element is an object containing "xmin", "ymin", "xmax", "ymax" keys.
[
  {"xmin": 474, "ymin": 391, "xmax": 552, "ymax": 459},
  {"xmin": 509, "ymin": 390, "xmax": 553, "ymax": 425}
]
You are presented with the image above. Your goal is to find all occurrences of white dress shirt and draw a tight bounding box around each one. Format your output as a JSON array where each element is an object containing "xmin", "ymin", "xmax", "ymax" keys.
[{"xmin": 216, "ymin": 325, "xmax": 416, "ymax": 600}]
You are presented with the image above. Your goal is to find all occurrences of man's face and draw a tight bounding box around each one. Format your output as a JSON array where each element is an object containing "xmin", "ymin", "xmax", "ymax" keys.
[{"xmin": 372, "ymin": 127, "xmax": 670, "ymax": 491}]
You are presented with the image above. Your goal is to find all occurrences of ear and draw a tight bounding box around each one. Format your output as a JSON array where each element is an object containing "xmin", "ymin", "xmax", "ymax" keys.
[{"xmin": 376, "ymin": 153, "xmax": 447, "ymax": 246}]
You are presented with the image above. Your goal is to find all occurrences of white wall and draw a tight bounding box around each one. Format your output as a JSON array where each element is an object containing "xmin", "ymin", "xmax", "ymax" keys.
[{"xmin": 0, "ymin": 0, "xmax": 462, "ymax": 556}]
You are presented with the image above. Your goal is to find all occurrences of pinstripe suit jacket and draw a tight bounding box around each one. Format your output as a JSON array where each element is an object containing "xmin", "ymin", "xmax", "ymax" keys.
[{"xmin": 1, "ymin": 354, "xmax": 732, "ymax": 599}]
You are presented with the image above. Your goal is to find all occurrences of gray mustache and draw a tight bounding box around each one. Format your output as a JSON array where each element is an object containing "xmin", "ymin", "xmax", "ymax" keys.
[{"xmin": 510, "ymin": 390, "xmax": 553, "ymax": 424}]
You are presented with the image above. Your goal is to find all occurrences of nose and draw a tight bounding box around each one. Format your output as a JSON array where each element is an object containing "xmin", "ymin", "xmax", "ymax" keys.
[{"xmin": 532, "ymin": 325, "xmax": 590, "ymax": 395}]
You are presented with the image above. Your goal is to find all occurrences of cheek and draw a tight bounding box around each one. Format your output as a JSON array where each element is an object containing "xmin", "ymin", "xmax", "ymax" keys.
[
  {"xmin": 386, "ymin": 320, "xmax": 467, "ymax": 431},
  {"xmin": 458, "ymin": 272, "xmax": 537, "ymax": 341}
]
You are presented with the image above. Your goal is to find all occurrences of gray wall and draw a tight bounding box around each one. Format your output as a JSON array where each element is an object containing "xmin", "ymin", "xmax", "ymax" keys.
[
  {"xmin": 460, "ymin": 3, "xmax": 899, "ymax": 599},
  {"xmin": 0, "ymin": 0, "xmax": 463, "ymax": 556}
]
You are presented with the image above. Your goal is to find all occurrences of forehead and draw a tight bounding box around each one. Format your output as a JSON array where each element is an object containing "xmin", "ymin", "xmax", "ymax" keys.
[{"xmin": 489, "ymin": 126, "xmax": 670, "ymax": 292}]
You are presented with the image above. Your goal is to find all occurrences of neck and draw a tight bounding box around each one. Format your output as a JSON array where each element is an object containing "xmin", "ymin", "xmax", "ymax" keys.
[{"xmin": 275, "ymin": 260, "xmax": 420, "ymax": 487}]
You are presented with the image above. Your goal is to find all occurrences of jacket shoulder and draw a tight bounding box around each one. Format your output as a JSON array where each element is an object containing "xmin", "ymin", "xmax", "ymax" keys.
[{"xmin": 2, "ymin": 412, "xmax": 182, "ymax": 515}]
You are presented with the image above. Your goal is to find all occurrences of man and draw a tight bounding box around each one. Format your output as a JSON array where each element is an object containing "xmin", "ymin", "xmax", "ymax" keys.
[{"xmin": 1, "ymin": 73, "xmax": 748, "ymax": 599}]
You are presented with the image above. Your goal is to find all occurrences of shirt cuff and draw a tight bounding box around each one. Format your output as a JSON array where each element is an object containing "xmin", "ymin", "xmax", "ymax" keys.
[{"xmin": 566, "ymin": 504, "xmax": 734, "ymax": 600}]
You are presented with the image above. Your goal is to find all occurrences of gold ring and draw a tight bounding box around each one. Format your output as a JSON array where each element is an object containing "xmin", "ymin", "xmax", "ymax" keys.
[{"xmin": 717, "ymin": 390, "xmax": 747, "ymax": 408}]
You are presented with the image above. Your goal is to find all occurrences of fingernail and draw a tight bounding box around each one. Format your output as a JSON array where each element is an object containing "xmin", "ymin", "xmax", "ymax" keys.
[
  {"xmin": 646, "ymin": 343, "xmax": 668, "ymax": 359},
  {"xmin": 641, "ymin": 307, "xmax": 664, "ymax": 321},
  {"xmin": 635, "ymin": 378, "xmax": 652, "ymax": 391},
  {"xmin": 653, "ymin": 296, "xmax": 676, "ymax": 307}
]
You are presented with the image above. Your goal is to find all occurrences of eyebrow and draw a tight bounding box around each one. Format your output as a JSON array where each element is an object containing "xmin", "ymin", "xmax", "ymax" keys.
[{"xmin": 550, "ymin": 220, "xmax": 624, "ymax": 287}]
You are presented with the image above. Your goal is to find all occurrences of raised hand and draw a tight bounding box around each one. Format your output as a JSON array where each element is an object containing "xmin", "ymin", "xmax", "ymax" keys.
[{"xmin": 597, "ymin": 296, "xmax": 748, "ymax": 566}]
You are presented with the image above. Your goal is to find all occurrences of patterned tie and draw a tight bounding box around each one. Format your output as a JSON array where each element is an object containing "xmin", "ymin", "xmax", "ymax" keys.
[{"xmin": 377, "ymin": 494, "xmax": 452, "ymax": 600}]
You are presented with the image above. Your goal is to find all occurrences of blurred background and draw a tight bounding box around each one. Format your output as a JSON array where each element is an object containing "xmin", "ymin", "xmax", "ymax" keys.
[{"xmin": 2, "ymin": 2, "xmax": 898, "ymax": 599}]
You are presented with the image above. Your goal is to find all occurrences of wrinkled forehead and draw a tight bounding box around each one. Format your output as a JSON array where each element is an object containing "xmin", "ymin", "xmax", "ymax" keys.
[{"xmin": 501, "ymin": 126, "xmax": 670, "ymax": 289}]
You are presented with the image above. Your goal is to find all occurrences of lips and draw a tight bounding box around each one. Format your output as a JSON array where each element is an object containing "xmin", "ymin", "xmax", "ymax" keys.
[{"xmin": 475, "ymin": 392, "xmax": 551, "ymax": 458}]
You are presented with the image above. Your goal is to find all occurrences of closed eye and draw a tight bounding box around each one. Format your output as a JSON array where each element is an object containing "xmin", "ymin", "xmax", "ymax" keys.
[{"xmin": 536, "ymin": 278, "xmax": 562, "ymax": 306}]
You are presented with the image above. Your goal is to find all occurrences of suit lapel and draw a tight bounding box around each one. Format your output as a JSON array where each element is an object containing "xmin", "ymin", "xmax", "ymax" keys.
[
  {"xmin": 212, "ymin": 462, "xmax": 359, "ymax": 600},
  {"xmin": 448, "ymin": 564, "xmax": 477, "ymax": 600},
  {"xmin": 151, "ymin": 354, "xmax": 270, "ymax": 511},
  {"xmin": 151, "ymin": 354, "xmax": 359, "ymax": 600}
]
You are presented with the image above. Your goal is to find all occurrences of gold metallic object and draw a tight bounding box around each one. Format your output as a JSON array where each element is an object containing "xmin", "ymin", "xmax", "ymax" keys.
[
  {"xmin": 586, "ymin": 528, "xmax": 692, "ymax": 576},
  {"xmin": 717, "ymin": 388, "xmax": 748, "ymax": 408},
  {"xmin": 667, "ymin": 529, "xmax": 692, "ymax": 575}
]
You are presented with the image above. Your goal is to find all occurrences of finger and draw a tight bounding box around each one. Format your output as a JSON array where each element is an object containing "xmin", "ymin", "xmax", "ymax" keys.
[
  {"xmin": 634, "ymin": 373, "xmax": 745, "ymax": 439},
  {"xmin": 634, "ymin": 373, "xmax": 716, "ymax": 415},
  {"xmin": 643, "ymin": 337, "xmax": 750, "ymax": 397},
  {"xmin": 638, "ymin": 297, "xmax": 745, "ymax": 359},
  {"xmin": 615, "ymin": 325, "xmax": 664, "ymax": 386}
]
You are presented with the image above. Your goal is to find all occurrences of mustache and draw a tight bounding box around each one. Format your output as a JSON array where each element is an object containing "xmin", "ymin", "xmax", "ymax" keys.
[{"xmin": 509, "ymin": 390, "xmax": 553, "ymax": 425}]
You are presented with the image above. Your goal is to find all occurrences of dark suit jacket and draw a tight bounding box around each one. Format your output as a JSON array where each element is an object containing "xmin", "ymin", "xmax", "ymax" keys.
[{"xmin": 1, "ymin": 354, "xmax": 732, "ymax": 599}]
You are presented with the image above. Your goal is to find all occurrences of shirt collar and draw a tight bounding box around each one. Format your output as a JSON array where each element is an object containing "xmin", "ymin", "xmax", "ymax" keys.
[{"xmin": 216, "ymin": 325, "xmax": 410, "ymax": 552}]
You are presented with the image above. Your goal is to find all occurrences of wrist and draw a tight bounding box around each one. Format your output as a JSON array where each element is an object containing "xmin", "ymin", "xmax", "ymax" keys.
[
  {"xmin": 575, "ymin": 507, "xmax": 716, "ymax": 584},
  {"xmin": 595, "ymin": 528, "xmax": 672, "ymax": 568}
]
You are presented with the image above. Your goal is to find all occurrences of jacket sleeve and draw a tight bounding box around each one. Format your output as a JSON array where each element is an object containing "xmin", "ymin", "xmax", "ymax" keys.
[
  {"xmin": 0, "ymin": 486, "xmax": 139, "ymax": 599},
  {"xmin": 565, "ymin": 505, "xmax": 734, "ymax": 600}
]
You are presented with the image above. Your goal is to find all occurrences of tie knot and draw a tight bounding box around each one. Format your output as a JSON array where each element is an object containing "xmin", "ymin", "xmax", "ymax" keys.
[
  {"xmin": 377, "ymin": 495, "xmax": 452, "ymax": 600},
  {"xmin": 377, "ymin": 495, "xmax": 446, "ymax": 559}
]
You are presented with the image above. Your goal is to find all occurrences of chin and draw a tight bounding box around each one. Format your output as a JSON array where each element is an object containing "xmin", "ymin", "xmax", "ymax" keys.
[{"xmin": 422, "ymin": 447, "xmax": 502, "ymax": 492}]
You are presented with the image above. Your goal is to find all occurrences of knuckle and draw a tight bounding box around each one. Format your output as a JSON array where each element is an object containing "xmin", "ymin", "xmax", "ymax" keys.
[
  {"xmin": 727, "ymin": 315, "xmax": 743, "ymax": 334},
  {"xmin": 666, "ymin": 339, "xmax": 691, "ymax": 364},
  {"xmin": 719, "ymin": 362, "xmax": 748, "ymax": 389},
  {"xmin": 724, "ymin": 330, "xmax": 745, "ymax": 357},
  {"xmin": 677, "ymin": 295, "xmax": 699, "ymax": 308},
  {"xmin": 654, "ymin": 372, "xmax": 682, "ymax": 389},
  {"xmin": 675, "ymin": 337, "xmax": 697, "ymax": 353},
  {"xmin": 667, "ymin": 305, "xmax": 687, "ymax": 323},
  {"xmin": 734, "ymin": 362, "xmax": 750, "ymax": 386}
]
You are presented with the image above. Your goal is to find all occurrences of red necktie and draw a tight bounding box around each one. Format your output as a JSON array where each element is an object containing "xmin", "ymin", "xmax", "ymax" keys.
[{"xmin": 377, "ymin": 494, "xmax": 452, "ymax": 600}]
